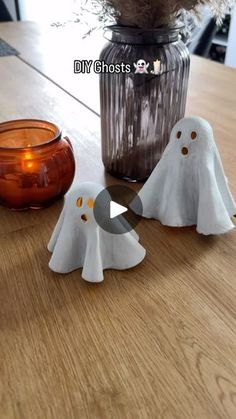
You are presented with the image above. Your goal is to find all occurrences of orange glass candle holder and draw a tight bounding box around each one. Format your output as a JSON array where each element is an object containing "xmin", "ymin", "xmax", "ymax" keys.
[{"xmin": 0, "ymin": 119, "xmax": 75, "ymax": 210}]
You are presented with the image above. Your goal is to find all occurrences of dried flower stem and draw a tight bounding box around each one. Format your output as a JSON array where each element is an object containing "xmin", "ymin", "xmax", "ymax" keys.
[{"xmin": 83, "ymin": 0, "xmax": 235, "ymax": 28}]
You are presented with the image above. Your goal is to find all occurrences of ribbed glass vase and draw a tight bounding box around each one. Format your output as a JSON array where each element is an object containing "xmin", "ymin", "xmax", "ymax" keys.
[{"xmin": 100, "ymin": 24, "xmax": 190, "ymax": 182}]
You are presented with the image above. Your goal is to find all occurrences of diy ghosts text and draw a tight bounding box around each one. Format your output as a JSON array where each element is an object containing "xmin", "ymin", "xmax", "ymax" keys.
[{"xmin": 74, "ymin": 60, "xmax": 131, "ymax": 74}]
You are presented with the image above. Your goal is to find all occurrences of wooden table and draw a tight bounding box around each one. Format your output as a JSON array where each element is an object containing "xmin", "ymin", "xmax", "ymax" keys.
[{"xmin": 0, "ymin": 22, "xmax": 236, "ymax": 419}]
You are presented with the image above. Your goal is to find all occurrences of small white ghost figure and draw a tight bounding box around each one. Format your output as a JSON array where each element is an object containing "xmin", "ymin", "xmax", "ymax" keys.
[
  {"xmin": 134, "ymin": 59, "xmax": 149, "ymax": 74},
  {"xmin": 48, "ymin": 182, "xmax": 146, "ymax": 282},
  {"xmin": 137, "ymin": 116, "xmax": 236, "ymax": 235}
]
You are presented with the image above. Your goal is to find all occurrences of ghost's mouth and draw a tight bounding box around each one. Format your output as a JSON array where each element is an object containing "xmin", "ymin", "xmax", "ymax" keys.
[
  {"xmin": 81, "ymin": 214, "xmax": 89, "ymax": 222},
  {"xmin": 181, "ymin": 146, "xmax": 189, "ymax": 156}
]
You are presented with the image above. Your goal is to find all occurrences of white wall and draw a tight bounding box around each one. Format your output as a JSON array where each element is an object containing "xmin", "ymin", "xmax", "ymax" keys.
[
  {"xmin": 225, "ymin": 8, "xmax": 236, "ymax": 68},
  {"xmin": 19, "ymin": 0, "xmax": 76, "ymax": 22}
]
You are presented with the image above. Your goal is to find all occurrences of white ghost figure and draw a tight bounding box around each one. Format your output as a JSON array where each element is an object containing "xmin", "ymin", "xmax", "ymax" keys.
[
  {"xmin": 137, "ymin": 116, "xmax": 236, "ymax": 235},
  {"xmin": 48, "ymin": 182, "xmax": 146, "ymax": 282},
  {"xmin": 134, "ymin": 59, "xmax": 149, "ymax": 74}
]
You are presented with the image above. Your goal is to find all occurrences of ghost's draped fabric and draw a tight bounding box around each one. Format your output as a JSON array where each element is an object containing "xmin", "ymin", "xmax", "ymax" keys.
[
  {"xmin": 48, "ymin": 182, "xmax": 146, "ymax": 282},
  {"xmin": 138, "ymin": 116, "xmax": 236, "ymax": 235}
]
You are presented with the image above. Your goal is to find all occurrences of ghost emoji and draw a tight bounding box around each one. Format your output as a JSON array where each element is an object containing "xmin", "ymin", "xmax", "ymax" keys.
[
  {"xmin": 137, "ymin": 116, "xmax": 236, "ymax": 235},
  {"xmin": 48, "ymin": 182, "xmax": 146, "ymax": 282},
  {"xmin": 134, "ymin": 59, "xmax": 149, "ymax": 74}
]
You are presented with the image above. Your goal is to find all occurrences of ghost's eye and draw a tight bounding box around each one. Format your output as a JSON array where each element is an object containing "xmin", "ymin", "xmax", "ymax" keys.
[
  {"xmin": 176, "ymin": 131, "xmax": 181, "ymax": 139},
  {"xmin": 191, "ymin": 131, "xmax": 197, "ymax": 140},
  {"xmin": 76, "ymin": 197, "xmax": 83, "ymax": 208},
  {"xmin": 87, "ymin": 198, "xmax": 94, "ymax": 209}
]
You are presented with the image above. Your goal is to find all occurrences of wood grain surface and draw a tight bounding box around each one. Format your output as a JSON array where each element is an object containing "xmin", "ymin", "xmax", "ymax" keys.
[
  {"xmin": 0, "ymin": 24, "xmax": 236, "ymax": 419},
  {"xmin": 0, "ymin": 21, "xmax": 104, "ymax": 114}
]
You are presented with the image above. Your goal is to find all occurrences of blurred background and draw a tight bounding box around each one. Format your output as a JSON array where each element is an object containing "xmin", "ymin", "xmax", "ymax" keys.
[{"xmin": 1, "ymin": 0, "xmax": 236, "ymax": 68}]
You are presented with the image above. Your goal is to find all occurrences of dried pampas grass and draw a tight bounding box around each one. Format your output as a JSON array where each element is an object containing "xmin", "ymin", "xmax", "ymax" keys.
[{"xmin": 83, "ymin": 0, "xmax": 235, "ymax": 28}]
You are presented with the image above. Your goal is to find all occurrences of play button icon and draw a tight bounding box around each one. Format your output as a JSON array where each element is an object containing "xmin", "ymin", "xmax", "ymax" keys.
[
  {"xmin": 110, "ymin": 201, "xmax": 128, "ymax": 219},
  {"xmin": 94, "ymin": 184, "xmax": 143, "ymax": 234}
]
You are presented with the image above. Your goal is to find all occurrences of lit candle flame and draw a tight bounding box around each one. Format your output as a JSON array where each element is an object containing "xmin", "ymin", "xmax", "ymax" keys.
[
  {"xmin": 22, "ymin": 144, "xmax": 35, "ymax": 171},
  {"xmin": 24, "ymin": 144, "xmax": 33, "ymax": 161}
]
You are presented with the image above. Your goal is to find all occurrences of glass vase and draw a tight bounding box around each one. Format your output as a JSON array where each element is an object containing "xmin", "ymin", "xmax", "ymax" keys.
[{"xmin": 100, "ymin": 24, "xmax": 190, "ymax": 182}]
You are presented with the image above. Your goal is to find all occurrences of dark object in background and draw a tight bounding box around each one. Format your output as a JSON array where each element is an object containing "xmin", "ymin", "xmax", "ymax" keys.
[
  {"xmin": 209, "ymin": 44, "xmax": 226, "ymax": 63},
  {"xmin": 0, "ymin": 0, "xmax": 12, "ymax": 21},
  {"xmin": 209, "ymin": 13, "xmax": 231, "ymax": 64},
  {"xmin": 187, "ymin": 8, "xmax": 231, "ymax": 65},
  {"xmin": 187, "ymin": 8, "xmax": 218, "ymax": 57},
  {"xmin": 188, "ymin": 18, "xmax": 218, "ymax": 57},
  {"xmin": 217, "ymin": 14, "xmax": 231, "ymax": 37}
]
